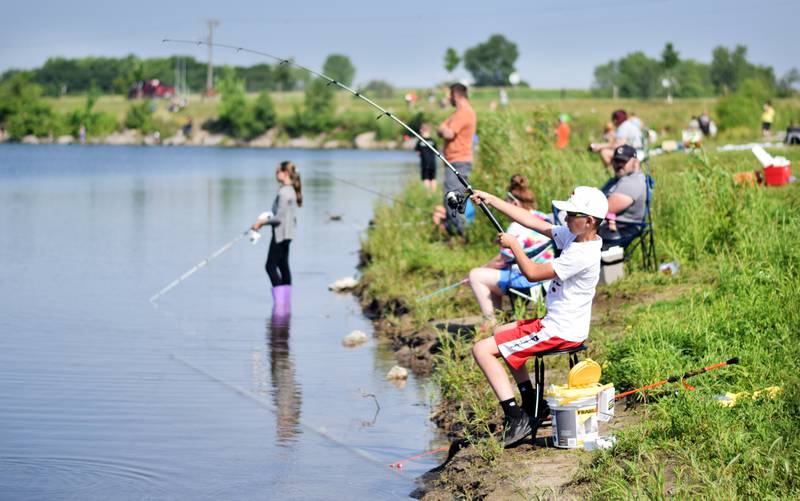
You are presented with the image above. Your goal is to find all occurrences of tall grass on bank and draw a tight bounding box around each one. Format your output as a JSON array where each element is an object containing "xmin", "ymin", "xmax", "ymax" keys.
[{"xmin": 360, "ymin": 106, "xmax": 800, "ymax": 497}]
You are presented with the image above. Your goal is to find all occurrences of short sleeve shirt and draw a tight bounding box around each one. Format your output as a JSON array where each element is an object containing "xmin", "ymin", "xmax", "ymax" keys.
[
  {"xmin": 441, "ymin": 103, "xmax": 477, "ymax": 163},
  {"xmin": 541, "ymin": 226, "xmax": 602, "ymax": 343},
  {"xmin": 615, "ymin": 119, "xmax": 643, "ymax": 149},
  {"xmin": 601, "ymin": 171, "xmax": 647, "ymax": 224}
]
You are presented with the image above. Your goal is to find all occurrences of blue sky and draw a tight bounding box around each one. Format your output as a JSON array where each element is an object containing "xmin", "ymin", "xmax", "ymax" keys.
[{"xmin": 0, "ymin": 0, "xmax": 795, "ymax": 88}]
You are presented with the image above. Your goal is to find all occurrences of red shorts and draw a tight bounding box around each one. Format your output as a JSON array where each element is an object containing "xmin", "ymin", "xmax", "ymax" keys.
[{"xmin": 494, "ymin": 318, "xmax": 584, "ymax": 370}]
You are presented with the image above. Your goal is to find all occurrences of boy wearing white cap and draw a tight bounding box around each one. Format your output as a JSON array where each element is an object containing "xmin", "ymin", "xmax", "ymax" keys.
[{"xmin": 469, "ymin": 186, "xmax": 608, "ymax": 447}]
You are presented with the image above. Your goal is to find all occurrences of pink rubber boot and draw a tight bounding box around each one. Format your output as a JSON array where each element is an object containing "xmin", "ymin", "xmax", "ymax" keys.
[{"xmin": 272, "ymin": 285, "xmax": 292, "ymax": 317}]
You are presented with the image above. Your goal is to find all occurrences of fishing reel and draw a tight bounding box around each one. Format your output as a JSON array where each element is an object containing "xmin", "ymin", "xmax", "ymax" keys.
[{"xmin": 445, "ymin": 190, "xmax": 468, "ymax": 215}]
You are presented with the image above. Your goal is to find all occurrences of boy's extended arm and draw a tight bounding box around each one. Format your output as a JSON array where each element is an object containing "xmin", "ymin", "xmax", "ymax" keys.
[
  {"xmin": 472, "ymin": 190, "xmax": 554, "ymax": 238},
  {"xmin": 505, "ymin": 238, "xmax": 557, "ymax": 282}
]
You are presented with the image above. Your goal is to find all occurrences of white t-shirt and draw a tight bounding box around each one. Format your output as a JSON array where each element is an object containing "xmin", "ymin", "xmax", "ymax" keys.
[
  {"xmin": 541, "ymin": 226, "xmax": 602, "ymax": 342},
  {"xmin": 616, "ymin": 119, "xmax": 643, "ymax": 149}
]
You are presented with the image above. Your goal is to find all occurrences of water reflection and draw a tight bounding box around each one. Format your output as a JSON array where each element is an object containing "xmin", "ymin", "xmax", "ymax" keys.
[{"xmin": 267, "ymin": 314, "xmax": 302, "ymax": 446}]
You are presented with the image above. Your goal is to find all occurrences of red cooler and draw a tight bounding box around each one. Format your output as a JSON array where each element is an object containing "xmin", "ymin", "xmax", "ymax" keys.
[{"xmin": 764, "ymin": 163, "xmax": 791, "ymax": 186}]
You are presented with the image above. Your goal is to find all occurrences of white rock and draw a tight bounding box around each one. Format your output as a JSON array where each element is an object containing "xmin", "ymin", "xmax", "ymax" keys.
[
  {"xmin": 342, "ymin": 330, "xmax": 368, "ymax": 347},
  {"xmin": 57, "ymin": 135, "xmax": 74, "ymax": 145},
  {"xmin": 354, "ymin": 131, "xmax": 377, "ymax": 149},
  {"xmin": 105, "ymin": 129, "xmax": 140, "ymax": 145},
  {"xmin": 249, "ymin": 127, "xmax": 278, "ymax": 148},
  {"xmin": 328, "ymin": 276, "xmax": 359, "ymax": 292},
  {"xmin": 386, "ymin": 365, "xmax": 408, "ymax": 381},
  {"xmin": 22, "ymin": 135, "xmax": 39, "ymax": 144}
]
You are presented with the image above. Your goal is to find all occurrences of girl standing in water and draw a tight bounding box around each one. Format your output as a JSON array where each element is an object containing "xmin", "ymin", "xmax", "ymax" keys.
[{"xmin": 252, "ymin": 161, "xmax": 302, "ymax": 315}]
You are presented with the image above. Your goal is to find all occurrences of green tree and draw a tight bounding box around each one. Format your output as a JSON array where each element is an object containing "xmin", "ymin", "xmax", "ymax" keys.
[
  {"xmin": 591, "ymin": 60, "xmax": 618, "ymax": 97},
  {"xmin": 444, "ymin": 47, "xmax": 460, "ymax": 74},
  {"xmin": 463, "ymin": 34, "xmax": 519, "ymax": 87},
  {"xmin": 360, "ymin": 80, "xmax": 394, "ymax": 99},
  {"xmin": 252, "ymin": 91, "xmax": 277, "ymax": 130},
  {"xmin": 0, "ymin": 73, "xmax": 58, "ymax": 139},
  {"xmin": 709, "ymin": 45, "xmax": 776, "ymax": 94},
  {"xmin": 777, "ymin": 68, "xmax": 799, "ymax": 97},
  {"xmin": 616, "ymin": 52, "xmax": 661, "ymax": 98},
  {"xmin": 66, "ymin": 82, "xmax": 117, "ymax": 136},
  {"xmin": 716, "ymin": 77, "xmax": 773, "ymax": 131},
  {"xmin": 124, "ymin": 101, "xmax": 156, "ymax": 133},
  {"xmin": 661, "ymin": 42, "xmax": 679, "ymax": 71},
  {"xmin": 322, "ymin": 54, "xmax": 356, "ymax": 87},
  {"xmin": 672, "ymin": 60, "xmax": 713, "ymax": 97}
]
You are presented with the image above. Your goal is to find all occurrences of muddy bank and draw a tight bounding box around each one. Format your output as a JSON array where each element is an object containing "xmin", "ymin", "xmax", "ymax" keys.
[{"xmin": 354, "ymin": 272, "xmax": 696, "ymax": 499}]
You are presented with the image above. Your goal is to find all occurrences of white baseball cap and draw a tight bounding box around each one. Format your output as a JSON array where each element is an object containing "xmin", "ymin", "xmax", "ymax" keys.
[{"xmin": 552, "ymin": 186, "xmax": 608, "ymax": 220}]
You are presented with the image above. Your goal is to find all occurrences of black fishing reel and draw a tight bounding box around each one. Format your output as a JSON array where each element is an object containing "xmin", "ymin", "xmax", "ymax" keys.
[{"xmin": 445, "ymin": 190, "xmax": 468, "ymax": 215}]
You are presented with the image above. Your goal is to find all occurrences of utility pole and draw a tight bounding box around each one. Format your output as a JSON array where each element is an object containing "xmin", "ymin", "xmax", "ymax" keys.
[{"xmin": 205, "ymin": 19, "xmax": 219, "ymax": 96}]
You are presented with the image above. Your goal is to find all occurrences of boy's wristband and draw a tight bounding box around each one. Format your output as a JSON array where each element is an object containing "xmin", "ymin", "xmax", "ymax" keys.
[{"xmin": 605, "ymin": 212, "xmax": 617, "ymax": 221}]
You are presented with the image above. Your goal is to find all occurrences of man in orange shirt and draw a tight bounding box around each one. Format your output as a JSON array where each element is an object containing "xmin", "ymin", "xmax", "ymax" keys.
[{"xmin": 438, "ymin": 83, "xmax": 477, "ymax": 235}]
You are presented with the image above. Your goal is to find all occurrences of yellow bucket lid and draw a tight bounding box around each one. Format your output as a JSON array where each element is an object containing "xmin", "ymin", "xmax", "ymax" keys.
[
  {"xmin": 568, "ymin": 359, "xmax": 601, "ymax": 388},
  {"xmin": 544, "ymin": 382, "xmax": 613, "ymax": 401}
]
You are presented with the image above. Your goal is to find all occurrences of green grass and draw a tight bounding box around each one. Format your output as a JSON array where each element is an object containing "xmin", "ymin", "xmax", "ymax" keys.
[
  {"xmin": 359, "ymin": 104, "xmax": 800, "ymax": 497},
  {"xmin": 43, "ymin": 91, "xmax": 800, "ymax": 145}
]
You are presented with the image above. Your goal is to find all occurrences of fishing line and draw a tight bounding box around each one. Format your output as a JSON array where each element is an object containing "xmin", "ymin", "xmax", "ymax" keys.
[
  {"xmin": 324, "ymin": 173, "xmax": 428, "ymax": 213},
  {"xmin": 171, "ymin": 353, "xmax": 414, "ymax": 480},
  {"xmin": 162, "ymin": 38, "xmax": 505, "ymax": 234},
  {"xmin": 150, "ymin": 228, "xmax": 253, "ymax": 303}
]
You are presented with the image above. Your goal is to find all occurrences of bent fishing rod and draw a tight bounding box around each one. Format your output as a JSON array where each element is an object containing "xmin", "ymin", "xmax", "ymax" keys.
[{"xmin": 162, "ymin": 38, "xmax": 505, "ymax": 233}]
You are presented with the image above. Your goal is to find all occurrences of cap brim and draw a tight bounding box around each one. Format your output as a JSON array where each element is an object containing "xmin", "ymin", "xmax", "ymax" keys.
[{"xmin": 552, "ymin": 200, "xmax": 578, "ymax": 213}]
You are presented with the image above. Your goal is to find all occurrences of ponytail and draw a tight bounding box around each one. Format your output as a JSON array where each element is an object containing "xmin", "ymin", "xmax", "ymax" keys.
[{"xmin": 280, "ymin": 160, "xmax": 303, "ymax": 207}]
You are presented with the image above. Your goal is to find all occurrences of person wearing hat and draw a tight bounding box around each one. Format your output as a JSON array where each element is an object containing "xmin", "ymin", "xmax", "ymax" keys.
[
  {"xmin": 599, "ymin": 144, "xmax": 648, "ymax": 250},
  {"xmin": 589, "ymin": 109, "xmax": 643, "ymax": 169},
  {"xmin": 468, "ymin": 186, "xmax": 607, "ymax": 447}
]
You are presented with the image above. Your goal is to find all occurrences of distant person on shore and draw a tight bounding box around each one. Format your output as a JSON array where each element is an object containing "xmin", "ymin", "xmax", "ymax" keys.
[
  {"xmin": 589, "ymin": 109, "xmax": 643, "ymax": 169},
  {"xmin": 697, "ymin": 110, "xmax": 717, "ymax": 138},
  {"xmin": 79, "ymin": 124, "xmax": 86, "ymax": 144},
  {"xmin": 555, "ymin": 114, "xmax": 571, "ymax": 149},
  {"xmin": 762, "ymin": 101, "xmax": 775, "ymax": 136},
  {"xmin": 415, "ymin": 123, "xmax": 438, "ymax": 193},
  {"xmin": 438, "ymin": 83, "xmax": 477, "ymax": 236},
  {"xmin": 251, "ymin": 161, "xmax": 303, "ymax": 317},
  {"xmin": 468, "ymin": 174, "xmax": 554, "ymax": 330},
  {"xmin": 468, "ymin": 186, "xmax": 607, "ymax": 447}
]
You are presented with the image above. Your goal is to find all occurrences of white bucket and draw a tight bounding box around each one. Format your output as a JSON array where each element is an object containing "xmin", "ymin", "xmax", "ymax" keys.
[
  {"xmin": 597, "ymin": 386, "xmax": 615, "ymax": 423},
  {"xmin": 547, "ymin": 395, "xmax": 599, "ymax": 449}
]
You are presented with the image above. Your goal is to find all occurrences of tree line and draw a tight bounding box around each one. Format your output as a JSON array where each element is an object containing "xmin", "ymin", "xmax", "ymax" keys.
[
  {"xmin": 592, "ymin": 43, "xmax": 798, "ymax": 98},
  {"xmin": 0, "ymin": 53, "xmax": 358, "ymax": 96}
]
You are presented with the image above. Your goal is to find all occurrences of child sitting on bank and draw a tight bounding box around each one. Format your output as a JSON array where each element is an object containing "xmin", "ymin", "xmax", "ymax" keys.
[
  {"xmin": 468, "ymin": 174, "xmax": 554, "ymax": 330},
  {"xmin": 469, "ymin": 186, "xmax": 608, "ymax": 447}
]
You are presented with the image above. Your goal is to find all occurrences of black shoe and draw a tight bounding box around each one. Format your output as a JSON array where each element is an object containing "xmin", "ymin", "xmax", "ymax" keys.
[{"xmin": 502, "ymin": 413, "xmax": 533, "ymax": 447}]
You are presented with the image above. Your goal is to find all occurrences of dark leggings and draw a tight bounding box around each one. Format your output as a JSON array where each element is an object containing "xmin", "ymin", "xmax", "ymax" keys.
[{"xmin": 266, "ymin": 237, "xmax": 292, "ymax": 286}]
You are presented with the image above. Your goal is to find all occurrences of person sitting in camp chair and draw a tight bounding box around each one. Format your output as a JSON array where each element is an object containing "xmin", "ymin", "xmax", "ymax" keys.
[
  {"xmin": 599, "ymin": 144, "xmax": 648, "ymax": 251},
  {"xmin": 468, "ymin": 174, "xmax": 554, "ymax": 332}
]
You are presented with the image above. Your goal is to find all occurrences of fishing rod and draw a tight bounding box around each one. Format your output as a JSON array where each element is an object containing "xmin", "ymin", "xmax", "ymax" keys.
[
  {"xmin": 614, "ymin": 357, "xmax": 739, "ymax": 399},
  {"xmin": 415, "ymin": 241, "xmax": 553, "ymax": 302},
  {"xmin": 162, "ymin": 38, "xmax": 505, "ymax": 234},
  {"xmin": 150, "ymin": 212, "xmax": 270, "ymax": 303}
]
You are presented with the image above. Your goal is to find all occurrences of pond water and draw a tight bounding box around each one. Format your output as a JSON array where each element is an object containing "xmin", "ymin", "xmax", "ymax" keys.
[{"xmin": 0, "ymin": 145, "xmax": 445, "ymax": 499}]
